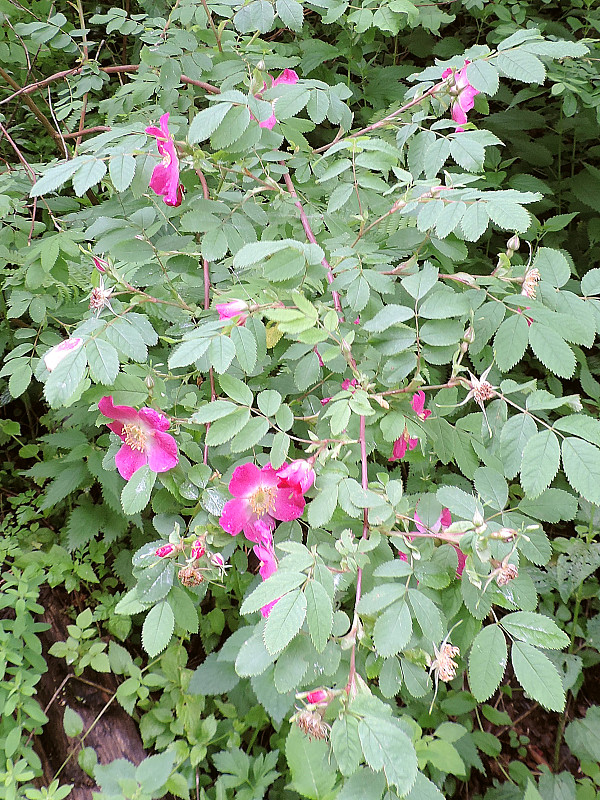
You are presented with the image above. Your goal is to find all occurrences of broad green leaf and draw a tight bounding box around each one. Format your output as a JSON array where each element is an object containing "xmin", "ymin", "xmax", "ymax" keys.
[
  {"xmin": 201, "ymin": 226, "xmax": 228, "ymax": 261},
  {"xmin": 450, "ymin": 137, "xmax": 485, "ymax": 173},
  {"xmin": 234, "ymin": 0, "xmax": 275, "ymax": 32},
  {"xmin": 136, "ymin": 752, "xmax": 175, "ymax": 794},
  {"xmin": 189, "ymin": 652, "xmax": 240, "ymax": 694},
  {"xmin": 331, "ymin": 716, "xmax": 362, "ymax": 777},
  {"xmin": 276, "ymin": 0, "xmax": 304, "ymax": 29},
  {"xmin": 72, "ymin": 158, "xmax": 107, "ymax": 196},
  {"xmin": 142, "ymin": 600, "xmax": 175, "ymax": 657},
  {"xmin": 86, "ymin": 339, "xmax": 119, "ymax": 385},
  {"xmin": 232, "ymin": 325, "xmax": 257, "ymax": 373},
  {"xmin": 494, "ymin": 313, "xmax": 529, "ymax": 371},
  {"xmin": 285, "ymin": 724, "xmax": 338, "ymax": 800},
  {"xmin": 373, "ymin": 600, "xmax": 412, "ymax": 658},
  {"xmin": 500, "ymin": 412, "xmax": 538, "ymax": 479},
  {"xmin": 520, "ymin": 430, "xmax": 560, "ymax": 498},
  {"xmin": 518, "ymin": 488, "xmax": 577, "ymax": 523},
  {"xmin": 468, "ymin": 624, "xmax": 507, "ymax": 702},
  {"xmin": 270, "ymin": 431, "xmax": 290, "ymax": 469},
  {"xmin": 533, "ymin": 247, "xmax": 571, "ymax": 287},
  {"xmin": 436, "ymin": 485, "xmax": 479, "ymax": 519},
  {"xmin": 404, "ymin": 772, "xmax": 446, "ymax": 800},
  {"xmin": 358, "ymin": 583, "xmax": 405, "ymax": 615},
  {"xmin": 565, "ymin": 706, "xmax": 600, "ymax": 763},
  {"xmin": 189, "ymin": 103, "xmax": 232, "ymax": 143},
  {"xmin": 230, "ymin": 416, "xmax": 270, "ymax": 452},
  {"xmin": 363, "ymin": 304, "xmax": 413, "ymax": 332},
  {"xmin": 305, "ymin": 580, "xmax": 333, "ymax": 652},
  {"xmin": 561, "ymin": 437, "xmax": 600, "ymax": 505},
  {"xmin": 63, "ymin": 706, "xmax": 84, "ymax": 738},
  {"xmin": 44, "ymin": 346, "xmax": 88, "ymax": 408},
  {"xmin": 474, "ymin": 466, "xmax": 508, "ymax": 510},
  {"xmin": 211, "ymin": 105, "xmax": 251, "ymax": 150},
  {"xmin": 336, "ymin": 769, "xmax": 385, "ymax": 800},
  {"xmin": 408, "ymin": 589, "xmax": 443, "ymax": 642},
  {"xmin": 511, "ymin": 641, "xmax": 565, "ymax": 711},
  {"xmin": 487, "ymin": 200, "xmax": 531, "ymax": 232},
  {"xmin": 401, "ymin": 262, "xmax": 438, "ymax": 300},
  {"xmin": 219, "ymin": 373, "xmax": 253, "ymax": 405},
  {"xmin": 109, "ymin": 153, "xmax": 136, "ymax": 192},
  {"xmin": 528, "ymin": 324, "xmax": 575, "ymax": 379},
  {"xmin": 496, "ymin": 50, "xmax": 546, "ymax": 84},
  {"xmin": 466, "ymin": 60, "xmax": 499, "ymax": 95},
  {"xmin": 401, "ymin": 658, "xmax": 432, "ymax": 697},
  {"xmin": 308, "ymin": 483, "xmax": 339, "ymax": 527},
  {"xmin": 235, "ymin": 630, "xmax": 276, "ymax": 677},
  {"xmin": 208, "ymin": 335, "xmax": 236, "ymax": 373},
  {"xmin": 581, "ymin": 268, "xmax": 600, "ymax": 296},
  {"xmin": 31, "ymin": 158, "xmax": 82, "ymax": 196},
  {"xmin": 358, "ymin": 715, "xmax": 418, "ymax": 794},
  {"xmin": 461, "ymin": 202, "xmax": 490, "ymax": 241},
  {"xmin": 263, "ymin": 588, "xmax": 307, "ymax": 655},
  {"xmin": 273, "ymin": 638, "xmax": 309, "ymax": 693},
  {"xmin": 501, "ymin": 612, "xmax": 569, "ymax": 650},
  {"xmin": 121, "ymin": 466, "xmax": 156, "ymax": 515},
  {"xmin": 192, "ymin": 400, "xmax": 237, "ymax": 424},
  {"xmin": 168, "ymin": 336, "xmax": 210, "ymax": 369},
  {"xmin": 241, "ymin": 571, "xmax": 307, "ymax": 615}
]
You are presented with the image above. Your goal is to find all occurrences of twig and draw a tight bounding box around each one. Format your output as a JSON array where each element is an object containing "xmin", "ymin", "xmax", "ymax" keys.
[
  {"xmin": 0, "ymin": 64, "xmax": 140, "ymax": 104},
  {"xmin": 313, "ymin": 81, "xmax": 445, "ymax": 155},
  {"xmin": 180, "ymin": 75, "xmax": 220, "ymax": 94},
  {"xmin": 279, "ymin": 162, "xmax": 343, "ymax": 315},
  {"xmin": 199, "ymin": 0, "xmax": 223, "ymax": 52},
  {"xmin": 62, "ymin": 125, "xmax": 111, "ymax": 139}
]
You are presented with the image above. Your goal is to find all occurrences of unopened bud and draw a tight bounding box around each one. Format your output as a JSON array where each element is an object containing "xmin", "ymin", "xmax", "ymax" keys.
[
  {"xmin": 210, "ymin": 553, "xmax": 225, "ymax": 568},
  {"xmin": 155, "ymin": 544, "xmax": 176, "ymax": 558},
  {"xmin": 190, "ymin": 539, "xmax": 205, "ymax": 560},
  {"xmin": 256, "ymin": 59, "xmax": 266, "ymax": 71},
  {"xmin": 463, "ymin": 326, "xmax": 475, "ymax": 344},
  {"xmin": 305, "ymin": 689, "xmax": 332, "ymax": 706},
  {"xmin": 145, "ymin": 375, "xmax": 155, "ymax": 390},
  {"xmin": 472, "ymin": 510, "xmax": 485, "ymax": 528},
  {"xmin": 507, "ymin": 234, "xmax": 520, "ymax": 253},
  {"xmin": 490, "ymin": 527, "xmax": 516, "ymax": 541}
]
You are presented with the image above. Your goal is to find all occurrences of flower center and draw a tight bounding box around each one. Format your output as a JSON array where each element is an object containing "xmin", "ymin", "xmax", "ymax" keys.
[
  {"xmin": 249, "ymin": 485, "xmax": 277, "ymax": 517},
  {"xmin": 122, "ymin": 423, "xmax": 147, "ymax": 451},
  {"xmin": 472, "ymin": 380, "xmax": 495, "ymax": 405}
]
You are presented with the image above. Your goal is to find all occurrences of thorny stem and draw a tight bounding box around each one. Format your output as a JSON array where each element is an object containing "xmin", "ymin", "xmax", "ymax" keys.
[
  {"xmin": 313, "ymin": 81, "xmax": 446, "ymax": 155},
  {"xmin": 280, "ymin": 163, "xmax": 343, "ymax": 316},
  {"xmin": 346, "ymin": 415, "xmax": 369, "ymax": 695},
  {"xmin": 199, "ymin": 0, "xmax": 223, "ymax": 52}
]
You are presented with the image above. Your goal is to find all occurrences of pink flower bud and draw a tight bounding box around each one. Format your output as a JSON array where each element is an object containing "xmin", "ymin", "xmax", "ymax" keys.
[
  {"xmin": 210, "ymin": 553, "xmax": 225, "ymax": 568},
  {"xmin": 92, "ymin": 256, "xmax": 109, "ymax": 273},
  {"xmin": 43, "ymin": 338, "xmax": 83, "ymax": 372},
  {"xmin": 306, "ymin": 689, "xmax": 330, "ymax": 705},
  {"xmin": 155, "ymin": 544, "xmax": 176, "ymax": 558},
  {"xmin": 190, "ymin": 540, "xmax": 205, "ymax": 560}
]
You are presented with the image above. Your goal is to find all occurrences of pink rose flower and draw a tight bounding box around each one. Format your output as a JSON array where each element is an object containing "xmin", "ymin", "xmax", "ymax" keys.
[
  {"xmin": 255, "ymin": 69, "xmax": 299, "ymax": 130},
  {"xmin": 389, "ymin": 428, "xmax": 419, "ymax": 461},
  {"xmin": 442, "ymin": 61, "xmax": 479, "ymax": 132},
  {"xmin": 145, "ymin": 113, "xmax": 183, "ymax": 207},
  {"xmin": 216, "ymin": 299, "xmax": 248, "ymax": 325},
  {"xmin": 341, "ymin": 378, "xmax": 358, "ymax": 392},
  {"xmin": 43, "ymin": 338, "xmax": 83, "ymax": 372},
  {"xmin": 98, "ymin": 395, "xmax": 179, "ymax": 480},
  {"xmin": 276, "ymin": 459, "xmax": 315, "ymax": 494},
  {"xmin": 219, "ymin": 462, "xmax": 305, "ymax": 542},
  {"xmin": 411, "ymin": 390, "xmax": 431, "ymax": 421}
]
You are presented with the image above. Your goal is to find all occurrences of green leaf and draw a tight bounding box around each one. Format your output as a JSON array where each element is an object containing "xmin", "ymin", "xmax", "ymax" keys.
[
  {"xmin": 30, "ymin": 159, "xmax": 82, "ymax": 196},
  {"xmin": 109, "ymin": 153, "xmax": 136, "ymax": 192},
  {"xmin": 230, "ymin": 416, "xmax": 270, "ymax": 452},
  {"xmin": 205, "ymin": 408, "xmax": 252, "ymax": 446},
  {"xmin": 358, "ymin": 715, "xmax": 418, "ymax": 794},
  {"xmin": 331, "ymin": 716, "xmax": 362, "ymax": 777},
  {"xmin": 72, "ymin": 158, "xmax": 107, "ymax": 196},
  {"xmin": 561, "ymin": 437, "xmax": 600, "ymax": 505},
  {"xmin": 450, "ymin": 137, "xmax": 485, "ymax": 173},
  {"xmin": 306, "ymin": 90, "xmax": 330, "ymax": 124},
  {"xmin": 496, "ymin": 50, "xmax": 546, "ymax": 84},
  {"xmin": 468, "ymin": 624, "xmax": 507, "ymax": 702},
  {"xmin": 336, "ymin": 769, "xmax": 385, "ymax": 800},
  {"xmin": 487, "ymin": 200, "xmax": 531, "ymax": 232},
  {"xmin": 189, "ymin": 103, "xmax": 232, "ymax": 144},
  {"xmin": 305, "ymin": 580, "xmax": 333, "ymax": 652},
  {"xmin": 408, "ymin": 589, "xmax": 443, "ymax": 642},
  {"xmin": 358, "ymin": 583, "xmax": 405, "ymax": 614},
  {"xmin": 241, "ymin": 571, "xmax": 307, "ymax": 615},
  {"xmin": 511, "ymin": 641, "xmax": 565, "ymax": 711},
  {"xmin": 363, "ymin": 304, "xmax": 413, "ymax": 333},
  {"xmin": 518, "ymin": 488, "xmax": 577, "ymax": 523},
  {"xmin": 401, "ymin": 658, "xmax": 432, "ymax": 697},
  {"xmin": 274, "ymin": 638, "xmax": 309, "ymax": 692},
  {"xmin": 401, "ymin": 262, "xmax": 438, "ymax": 300},
  {"xmin": 211, "ymin": 105, "xmax": 251, "ymax": 150},
  {"xmin": 168, "ymin": 336, "xmax": 210, "ymax": 369},
  {"xmin": 208, "ymin": 335, "xmax": 236, "ymax": 373},
  {"xmin": 405, "ymin": 772, "xmax": 446, "ymax": 800},
  {"xmin": 270, "ymin": 431, "xmax": 290, "ymax": 469},
  {"xmin": 494, "ymin": 313, "xmax": 529, "ymax": 371},
  {"xmin": 257, "ymin": 389, "xmax": 282, "ymax": 416},
  {"xmin": 460, "ymin": 202, "xmax": 490, "ymax": 241},
  {"xmin": 235, "ymin": 630, "xmax": 276, "ymax": 677},
  {"xmin": 234, "ymin": 0, "xmax": 275, "ymax": 32},
  {"xmin": 202, "ymin": 226, "xmax": 228, "ymax": 261},
  {"xmin": 532, "ymin": 247, "xmax": 571, "ymax": 287},
  {"xmin": 565, "ymin": 706, "xmax": 600, "ymax": 763},
  {"xmin": 474, "ymin": 467, "xmax": 508, "ymax": 510},
  {"xmin": 308, "ymin": 483, "xmax": 339, "ymax": 527},
  {"xmin": 520, "ymin": 430, "xmax": 560, "ymax": 498},
  {"xmin": 466, "ymin": 60, "xmax": 499, "ymax": 95},
  {"xmin": 86, "ymin": 339, "xmax": 119, "ymax": 385},
  {"xmin": 137, "ymin": 752, "xmax": 174, "ymax": 794},
  {"xmin": 142, "ymin": 600, "xmax": 175, "ymax": 658},
  {"xmin": 44, "ymin": 346, "xmax": 88, "ymax": 408},
  {"xmin": 276, "ymin": 0, "xmax": 304, "ymax": 29},
  {"xmin": 232, "ymin": 325, "xmax": 257, "ymax": 373},
  {"xmin": 500, "ymin": 413, "xmax": 538, "ymax": 480},
  {"xmin": 501, "ymin": 612, "xmax": 569, "ymax": 650},
  {"xmin": 286, "ymin": 724, "xmax": 338, "ymax": 800},
  {"xmin": 121, "ymin": 466, "xmax": 156, "ymax": 515},
  {"xmin": 63, "ymin": 706, "xmax": 84, "ymax": 737},
  {"xmin": 189, "ymin": 652, "xmax": 240, "ymax": 694},
  {"xmin": 582, "ymin": 268, "xmax": 600, "ymax": 296},
  {"xmin": 219, "ymin": 373, "xmax": 253, "ymax": 405},
  {"xmin": 373, "ymin": 600, "xmax": 412, "ymax": 658},
  {"xmin": 528, "ymin": 324, "xmax": 575, "ymax": 379},
  {"xmin": 263, "ymin": 589, "xmax": 307, "ymax": 655}
]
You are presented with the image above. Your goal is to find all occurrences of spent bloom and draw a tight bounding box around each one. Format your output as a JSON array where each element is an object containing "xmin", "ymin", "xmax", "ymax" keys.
[
  {"xmin": 459, "ymin": 364, "xmax": 497, "ymax": 435},
  {"xmin": 521, "ymin": 267, "xmax": 541, "ymax": 300},
  {"xmin": 495, "ymin": 561, "xmax": 519, "ymax": 587},
  {"xmin": 432, "ymin": 643, "xmax": 460, "ymax": 682},
  {"xmin": 98, "ymin": 396, "xmax": 179, "ymax": 480},
  {"xmin": 89, "ymin": 276, "xmax": 114, "ymax": 316},
  {"xmin": 216, "ymin": 299, "xmax": 248, "ymax": 325},
  {"xmin": 145, "ymin": 112, "xmax": 183, "ymax": 207},
  {"xmin": 219, "ymin": 462, "xmax": 305, "ymax": 543},
  {"xmin": 389, "ymin": 427, "xmax": 419, "ymax": 461},
  {"xmin": 276, "ymin": 459, "xmax": 315, "ymax": 494},
  {"xmin": 442, "ymin": 61, "xmax": 479, "ymax": 132},
  {"xmin": 178, "ymin": 565, "xmax": 204, "ymax": 587},
  {"xmin": 255, "ymin": 69, "xmax": 299, "ymax": 130},
  {"xmin": 411, "ymin": 390, "xmax": 431, "ymax": 421},
  {"xmin": 295, "ymin": 709, "xmax": 330, "ymax": 741},
  {"xmin": 43, "ymin": 338, "xmax": 83, "ymax": 372}
]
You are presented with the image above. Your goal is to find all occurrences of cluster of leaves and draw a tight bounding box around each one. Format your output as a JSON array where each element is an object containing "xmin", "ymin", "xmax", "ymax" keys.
[{"xmin": 1, "ymin": 0, "xmax": 600, "ymax": 799}]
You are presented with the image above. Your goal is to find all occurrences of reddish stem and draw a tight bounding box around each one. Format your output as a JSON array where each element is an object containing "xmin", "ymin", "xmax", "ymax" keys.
[{"xmin": 280, "ymin": 164, "xmax": 343, "ymax": 315}]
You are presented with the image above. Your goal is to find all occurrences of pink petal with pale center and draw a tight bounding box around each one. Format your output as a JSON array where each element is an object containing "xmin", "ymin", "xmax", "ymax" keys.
[
  {"xmin": 219, "ymin": 497, "xmax": 251, "ymax": 536},
  {"xmin": 271, "ymin": 69, "xmax": 299, "ymax": 87},
  {"xmin": 99, "ymin": 396, "xmax": 140, "ymax": 425},
  {"xmin": 228, "ymin": 462, "xmax": 265, "ymax": 499},
  {"xmin": 115, "ymin": 444, "xmax": 148, "ymax": 480},
  {"xmin": 146, "ymin": 430, "xmax": 179, "ymax": 473},
  {"xmin": 138, "ymin": 406, "xmax": 171, "ymax": 433},
  {"xmin": 272, "ymin": 486, "xmax": 305, "ymax": 522}
]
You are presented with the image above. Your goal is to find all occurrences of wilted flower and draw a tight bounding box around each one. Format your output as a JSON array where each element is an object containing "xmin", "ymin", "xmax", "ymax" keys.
[
  {"xmin": 145, "ymin": 112, "xmax": 183, "ymax": 207},
  {"xmin": 178, "ymin": 565, "xmax": 204, "ymax": 587},
  {"xmin": 411, "ymin": 390, "xmax": 431, "ymax": 421},
  {"xmin": 98, "ymin": 395, "xmax": 179, "ymax": 480},
  {"xmin": 216, "ymin": 299, "xmax": 248, "ymax": 325},
  {"xmin": 521, "ymin": 267, "xmax": 541, "ymax": 300},
  {"xmin": 295, "ymin": 709, "xmax": 330, "ymax": 741},
  {"xmin": 276, "ymin": 459, "xmax": 315, "ymax": 494},
  {"xmin": 495, "ymin": 562, "xmax": 518, "ymax": 586},
  {"xmin": 43, "ymin": 338, "xmax": 84, "ymax": 372},
  {"xmin": 255, "ymin": 69, "xmax": 299, "ymax": 130},
  {"xmin": 442, "ymin": 61, "xmax": 479, "ymax": 132},
  {"xmin": 389, "ymin": 427, "xmax": 419, "ymax": 461},
  {"xmin": 89, "ymin": 276, "xmax": 114, "ymax": 316},
  {"xmin": 219, "ymin": 462, "xmax": 305, "ymax": 543},
  {"xmin": 431, "ymin": 643, "xmax": 460, "ymax": 682}
]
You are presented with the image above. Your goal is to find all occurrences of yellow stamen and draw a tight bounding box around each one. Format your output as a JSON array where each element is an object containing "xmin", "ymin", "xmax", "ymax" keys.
[
  {"xmin": 249, "ymin": 485, "xmax": 277, "ymax": 517},
  {"xmin": 122, "ymin": 423, "xmax": 146, "ymax": 451}
]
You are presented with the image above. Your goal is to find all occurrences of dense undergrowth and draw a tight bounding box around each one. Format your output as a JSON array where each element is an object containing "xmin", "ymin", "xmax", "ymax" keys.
[{"xmin": 1, "ymin": 0, "xmax": 600, "ymax": 798}]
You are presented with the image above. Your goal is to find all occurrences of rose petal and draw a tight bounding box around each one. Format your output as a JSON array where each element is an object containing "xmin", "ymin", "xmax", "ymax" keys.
[
  {"xmin": 138, "ymin": 406, "xmax": 171, "ymax": 433},
  {"xmin": 146, "ymin": 430, "xmax": 179, "ymax": 473},
  {"xmin": 115, "ymin": 444, "xmax": 148, "ymax": 480},
  {"xmin": 99, "ymin": 396, "xmax": 140, "ymax": 425},
  {"xmin": 228, "ymin": 463, "xmax": 263, "ymax": 499},
  {"xmin": 219, "ymin": 498, "xmax": 251, "ymax": 536},
  {"xmin": 272, "ymin": 486, "xmax": 305, "ymax": 521}
]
